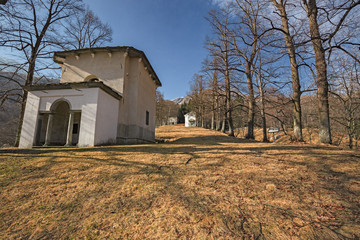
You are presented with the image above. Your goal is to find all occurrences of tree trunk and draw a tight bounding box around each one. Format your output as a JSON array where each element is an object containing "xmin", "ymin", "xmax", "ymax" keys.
[
  {"xmin": 227, "ymin": 110, "xmax": 234, "ymax": 136},
  {"xmin": 221, "ymin": 117, "xmax": 226, "ymax": 133},
  {"xmin": 257, "ymin": 59, "xmax": 268, "ymax": 142},
  {"xmin": 14, "ymin": 55, "xmax": 36, "ymax": 146},
  {"xmin": 261, "ymin": 113, "xmax": 267, "ymax": 142},
  {"xmin": 274, "ymin": 0, "xmax": 303, "ymax": 141},
  {"xmin": 14, "ymin": 91, "xmax": 28, "ymax": 146},
  {"xmin": 224, "ymin": 42, "xmax": 234, "ymax": 136},
  {"xmin": 243, "ymin": 27, "xmax": 257, "ymax": 140},
  {"xmin": 226, "ymin": 83, "xmax": 234, "ymax": 136},
  {"xmin": 211, "ymin": 112, "xmax": 215, "ymax": 130},
  {"xmin": 212, "ymin": 64, "xmax": 218, "ymax": 130},
  {"xmin": 13, "ymin": 7, "xmax": 54, "ymax": 147},
  {"xmin": 217, "ymin": 120, "xmax": 222, "ymax": 131},
  {"xmin": 216, "ymin": 100, "xmax": 222, "ymax": 131},
  {"xmin": 348, "ymin": 133, "xmax": 353, "ymax": 149},
  {"xmin": 211, "ymin": 95, "xmax": 215, "ymax": 130},
  {"xmin": 246, "ymin": 68, "xmax": 255, "ymax": 139},
  {"xmin": 306, "ymin": 0, "xmax": 332, "ymax": 144},
  {"xmin": 347, "ymin": 113, "xmax": 354, "ymax": 149}
]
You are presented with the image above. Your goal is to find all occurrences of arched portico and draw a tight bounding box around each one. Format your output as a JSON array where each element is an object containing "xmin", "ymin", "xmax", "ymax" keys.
[
  {"xmin": 48, "ymin": 100, "xmax": 70, "ymax": 145},
  {"xmin": 35, "ymin": 99, "xmax": 80, "ymax": 147}
]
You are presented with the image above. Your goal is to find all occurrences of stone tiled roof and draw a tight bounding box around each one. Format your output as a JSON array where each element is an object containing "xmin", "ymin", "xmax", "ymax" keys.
[{"xmin": 53, "ymin": 46, "xmax": 161, "ymax": 87}]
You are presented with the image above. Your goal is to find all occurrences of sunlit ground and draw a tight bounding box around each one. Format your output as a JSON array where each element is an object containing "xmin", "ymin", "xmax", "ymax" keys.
[{"xmin": 0, "ymin": 125, "xmax": 359, "ymax": 239}]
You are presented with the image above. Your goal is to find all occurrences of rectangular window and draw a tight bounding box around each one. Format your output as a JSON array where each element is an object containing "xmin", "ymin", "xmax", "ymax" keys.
[
  {"xmin": 146, "ymin": 111, "xmax": 149, "ymax": 125},
  {"xmin": 72, "ymin": 123, "xmax": 79, "ymax": 134}
]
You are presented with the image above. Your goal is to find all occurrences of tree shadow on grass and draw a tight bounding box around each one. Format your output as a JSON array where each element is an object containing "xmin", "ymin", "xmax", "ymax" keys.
[
  {"xmin": 0, "ymin": 132, "xmax": 340, "ymax": 156},
  {"xmin": 166, "ymin": 135, "xmax": 258, "ymax": 145},
  {"xmin": 1, "ymin": 132, "xmax": 359, "ymax": 238}
]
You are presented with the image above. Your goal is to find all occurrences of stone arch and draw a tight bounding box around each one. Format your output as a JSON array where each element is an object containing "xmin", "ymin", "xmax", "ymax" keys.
[
  {"xmin": 50, "ymin": 98, "xmax": 72, "ymax": 113},
  {"xmin": 49, "ymin": 99, "xmax": 71, "ymax": 145},
  {"xmin": 84, "ymin": 74, "xmax": 99, "ymax": 82}
]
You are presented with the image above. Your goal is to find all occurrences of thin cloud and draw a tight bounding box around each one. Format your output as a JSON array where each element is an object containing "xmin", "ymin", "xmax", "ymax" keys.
[{"xmin": 211, "ymin": 0, "xmax": 234, "ymax": 8}]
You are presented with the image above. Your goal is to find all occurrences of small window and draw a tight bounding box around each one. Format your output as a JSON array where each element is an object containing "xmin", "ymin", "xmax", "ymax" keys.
[
  {"xmin": 146, "ymin": 111, "xmax": 149, "ymax": 125},
  {"xmin": 72, "ymin": 123, "xmax": 79, "ymax": 134}
]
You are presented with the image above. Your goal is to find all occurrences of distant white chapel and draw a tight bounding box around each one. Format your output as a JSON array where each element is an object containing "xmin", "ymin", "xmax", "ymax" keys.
[
  {"xmin": 185, "ymin": 112, "xmax": 196, "ymax": 127},
  {"xmin": 19, "ymin": 46, "xmax": 161, "ymax": 148}
]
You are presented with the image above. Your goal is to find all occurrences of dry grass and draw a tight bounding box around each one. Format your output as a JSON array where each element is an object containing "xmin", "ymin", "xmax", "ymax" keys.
[
  {"xmin": 235, "ymin": 127, "xmax": 359, "ymax": 148},
  {"xmin": 0, "ymin": 125, "xmax": 359, "ymax": 239}
]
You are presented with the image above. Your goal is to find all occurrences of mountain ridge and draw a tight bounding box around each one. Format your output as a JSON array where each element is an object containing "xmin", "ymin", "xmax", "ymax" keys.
[{"xmin": 171, "ymin": 96, "xmax": 191, "ymax": 105}]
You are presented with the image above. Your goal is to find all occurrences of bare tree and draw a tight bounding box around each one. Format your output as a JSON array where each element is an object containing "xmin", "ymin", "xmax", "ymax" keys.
[
  {"xmin": 270, "ymin": 0, "xmax": 304, "ymax": 141},
  {"xmin": 189, "ymin": 74, "xmax": 207, "ymax": 127},
  {"xmin": 329, "ymin": 52, "xmax": 360, "ymax": 149},
  {"xmin": 211, "ymin": 59, "xmax": 220, "ymax": 130},
  {"xmin": 232, "ymin": 0, "xmax": 264, "ymax": 140},
  {"xmin": 301, "ymin": 0, "xmax": 360, "ymax": 144},
  {"xmin": 155, "ymin": 91, "xmax": 179, "ymax": 126},
  {"xmin": 256, "ymin": 51, "xmax": 269, "ymax": 142},
  {"xmin": 201, "ymin": 56, "xmax": 222, "ymax": 130},
  {"xmin": 62, "ymin": 7, "xmax": 112, "ymax": 49},
  {"xmin": 207, "ymin": 8, "xmax": 236, "ymax": 136},
  {"xmin": 302, "ymin": 0, "xmax": 332, "ymax": 144},
  {"xmin": 0, "ymin": 0, "xmax": 82, "ymax": 146}
]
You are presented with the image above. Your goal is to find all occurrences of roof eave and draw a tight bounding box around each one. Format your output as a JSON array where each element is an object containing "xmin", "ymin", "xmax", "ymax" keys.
[
  {"xmin": 25, "ymin": 81, "xmax": 122, "ymax": 100},
  {"xmin": 53, "ymin": 46, "xmax": 162, "ymax": 87}
]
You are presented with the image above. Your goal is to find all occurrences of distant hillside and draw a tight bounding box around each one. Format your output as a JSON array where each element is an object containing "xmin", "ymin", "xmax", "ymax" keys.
[
  {"xmin": 0, "ymin": 57, "xmax": 26, "ymax": 74},
  {"xmin": 0, "ymin": 71, "xmax": 59, "ymax": 147},
  {"xmin": 0, "ymin": 101, "xmax": 20, "ymax": 147},
  {"xmin": 172, "ymin": 96, "xmax": 191, "ymax": 105},
  {"xmin": 0, "ymin": 72, "xmax": 24, "ymax": 147}
]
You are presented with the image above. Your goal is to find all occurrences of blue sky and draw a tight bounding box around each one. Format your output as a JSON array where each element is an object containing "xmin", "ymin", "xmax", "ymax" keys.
[{"xmin": 86, "ymin": 0, "xmax": 216, "ymax": 100}]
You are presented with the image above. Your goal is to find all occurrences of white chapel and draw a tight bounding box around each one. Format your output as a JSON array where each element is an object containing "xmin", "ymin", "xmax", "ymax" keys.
[{"xmin": 19, "ymin": 46, "xmax": 161, "ymax": 148}]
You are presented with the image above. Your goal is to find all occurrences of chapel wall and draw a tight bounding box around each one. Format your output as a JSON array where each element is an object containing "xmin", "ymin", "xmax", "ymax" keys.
[
  {"xmin": 60, "ymin": 51, "xmax": 125, "ymax": 94},
  {"xmin": 135, "ymin": 60, "xmax": 157, "ymax": 142}
]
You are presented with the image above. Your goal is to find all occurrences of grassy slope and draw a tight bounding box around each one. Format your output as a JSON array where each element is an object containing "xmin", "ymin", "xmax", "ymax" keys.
[{"xmin": 0, "ymin": 125, "xmax": 359, "ymax": 239}]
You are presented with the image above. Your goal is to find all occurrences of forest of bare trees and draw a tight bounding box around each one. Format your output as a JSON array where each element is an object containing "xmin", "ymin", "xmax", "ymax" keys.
[
  {"xmin": 187, "ymin": 0, "xmax": 360, "ymax": 148},
  {"xmin": 156, "ymin": 91, "xmax": 181, "ymax": 127}
]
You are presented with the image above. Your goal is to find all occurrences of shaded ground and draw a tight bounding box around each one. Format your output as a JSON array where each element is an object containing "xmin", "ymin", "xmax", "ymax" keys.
[
  {"xmin": 234, "ymin": 127, "xmax": 359, "ymax": 148},
  {"xmin": 0, "ymin": 125, "xmax": 359, "ymax": 239}
]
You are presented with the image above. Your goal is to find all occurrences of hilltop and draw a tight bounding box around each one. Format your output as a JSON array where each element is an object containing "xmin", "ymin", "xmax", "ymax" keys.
[{"xmin": 171, "ymin": 95, "xmax": 191, "ymax": 105}]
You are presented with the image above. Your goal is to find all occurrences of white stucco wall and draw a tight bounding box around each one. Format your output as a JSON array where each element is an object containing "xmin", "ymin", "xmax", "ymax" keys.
[
  {"xmin": 126, "ymin": 58, "xmax": 139, "ymax": 126},
  {"xmin": 185, "ymin": 112, "xmax": 197, "ymax": 127},
  {"xmin": 18, "ymin": 87, "xmax": 120, "ymax": 148},
  {"xmin": 116, "ymin": 53, "xmax": 131, "ymax": 129},
  {"xmin": 116, "ymin": 57, "xmax": 157, "ymax": 143},
  {"xmin": 94, "ymin": 89, "xmax": 119, "ymax": 145},
  {"xmin": 60, "ymin": 52, "xmax": 125, "ymax": 93},
  {"xmin": 168, "ymin": 117, "xmax": 177, "ymax": 125},
  {"xmin": 136, "ymin": 60, "xmax": 157, "ymax": 141},
  {"xmin": 116, "ymin": 57, "xmax": 140, "ymax": 143},
  {"xmin": 19, "ymin": 92, "xmax": 41, "ymax": 148},
  {"xmin": 37, "ymin": 89, "xmax": 95, "ymax": 112},
  {"xmin": 77, "ymin": 88, "xmax": 99, "ymax": 147}
]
